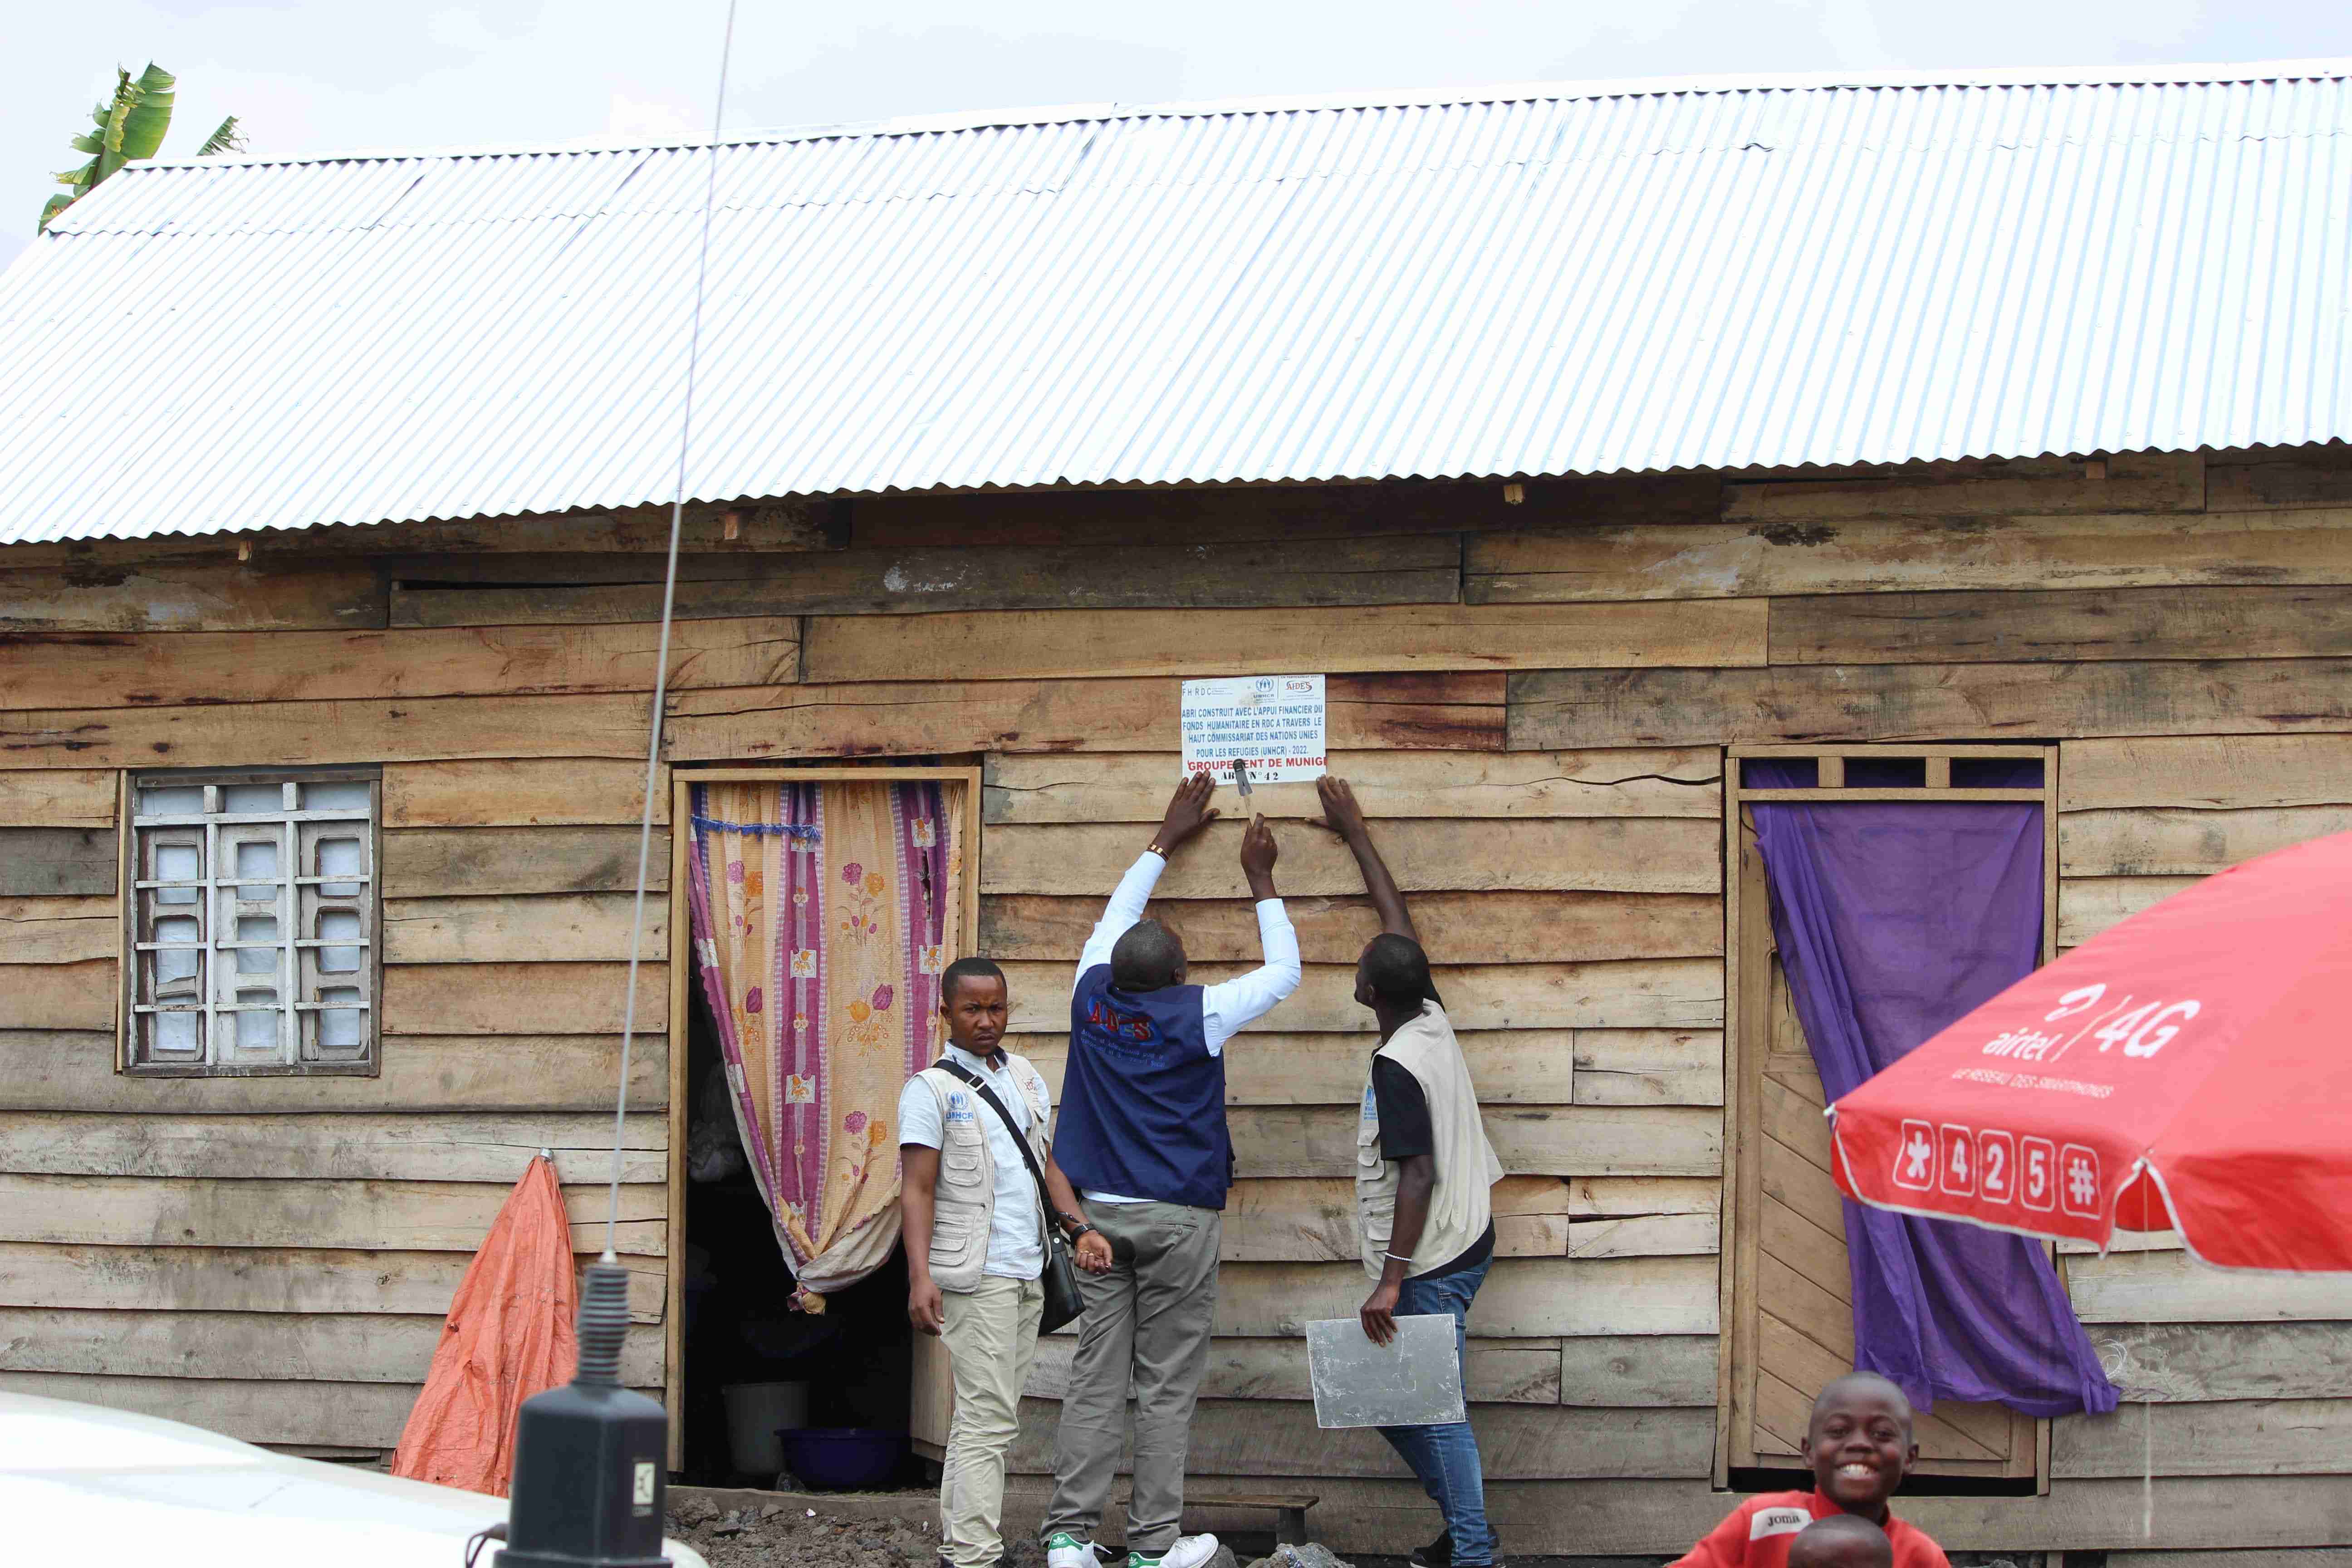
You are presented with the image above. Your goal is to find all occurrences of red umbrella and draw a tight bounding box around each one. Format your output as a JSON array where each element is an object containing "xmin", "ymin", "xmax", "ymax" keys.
[{"xmin": 1830, "ymin": 829, "xmax": 2352, "ymax": 1272}]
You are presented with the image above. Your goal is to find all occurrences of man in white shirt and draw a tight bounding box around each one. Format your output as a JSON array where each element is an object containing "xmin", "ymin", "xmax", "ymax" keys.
[
  {"xmin": 902, "ymin": 957, "xmax": 1096, "ymax": 1568},
  {"xmin": 1040, "ymin": 774, "xmax": 1300, "ymax": 1568}
]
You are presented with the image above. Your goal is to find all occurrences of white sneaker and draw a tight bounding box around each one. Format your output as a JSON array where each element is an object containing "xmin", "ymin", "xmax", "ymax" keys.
[
  {"xmin": 1132, "ymin": 1534, "xmax": 1220, "ymax": 1568},
  {"xmin": 1046, "ymin": 1533, "xmax": 1104, "ymax": 1568}
]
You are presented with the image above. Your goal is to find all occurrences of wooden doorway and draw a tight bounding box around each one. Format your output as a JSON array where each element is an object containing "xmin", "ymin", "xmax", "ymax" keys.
[
  {"xmin": 665, "ymin": 765, "xmax": 983, "ymax": 1474},
  {"xmin": 1717, "ymin": 745, "xmax": 2057, "ymax": 1488}
]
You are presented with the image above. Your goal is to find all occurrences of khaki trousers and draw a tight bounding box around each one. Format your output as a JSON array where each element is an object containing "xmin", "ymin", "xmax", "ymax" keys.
[
  {"xmin": 1044, "ymin": 1199, "xmax": 1221, "ymax": 1556},
  {"xmin": 941, "ymin": 1273, "xmax": 1045, "ymax": 1568}
]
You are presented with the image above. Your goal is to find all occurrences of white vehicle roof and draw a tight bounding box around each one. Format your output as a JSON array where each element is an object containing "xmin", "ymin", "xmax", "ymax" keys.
[{"xmin": 0, "ymin": 1391, "xmax": 709, "ymax": 1568}]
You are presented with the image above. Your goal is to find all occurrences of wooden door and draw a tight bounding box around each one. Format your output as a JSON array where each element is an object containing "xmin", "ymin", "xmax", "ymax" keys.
[{"xmin": 1719, "ymin": 746, "xmax": 2055, "ymax": 1485}]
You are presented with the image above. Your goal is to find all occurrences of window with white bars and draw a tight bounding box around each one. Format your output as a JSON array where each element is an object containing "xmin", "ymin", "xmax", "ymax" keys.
[{"xmin": 124, "ymin": 768, "xmax": 381, "ymax": 1076}]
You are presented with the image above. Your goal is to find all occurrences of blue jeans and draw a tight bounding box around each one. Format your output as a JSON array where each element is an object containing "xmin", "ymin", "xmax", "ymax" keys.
[{"xmin": 1376, "ymin": 1253, "xmax": 1497, "ymax": 1566}]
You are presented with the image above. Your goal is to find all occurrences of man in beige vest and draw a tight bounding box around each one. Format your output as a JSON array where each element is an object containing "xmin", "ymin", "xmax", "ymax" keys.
[
  {"xmin": 902, "ymin": 957, "xmax": 1107, "ymax": 1568},
  {"xmin": 1312, "ymin": 778, "xmax": 1507, "ymax": 1568}
]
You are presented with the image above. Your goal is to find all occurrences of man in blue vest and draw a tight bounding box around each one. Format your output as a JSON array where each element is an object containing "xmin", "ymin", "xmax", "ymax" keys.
[{"xmin": 1041, "ymin": 772, "xmax": 1298, "ymax": 1568}]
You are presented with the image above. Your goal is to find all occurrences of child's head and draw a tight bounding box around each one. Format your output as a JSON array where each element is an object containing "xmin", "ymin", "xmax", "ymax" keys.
[
  {"xmin": 1801, "ymin": 1371, "xmax": 1917, "ymax": 1519},
  {"xmin": 1788, "ymin": 1514, "xmax": 1893, "ymax": 1568}
]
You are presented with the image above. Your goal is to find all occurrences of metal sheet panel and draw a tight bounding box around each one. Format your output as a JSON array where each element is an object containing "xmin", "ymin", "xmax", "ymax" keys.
[{"xmin": 4, "ymin": 63, "xmax": 2351, "ymax": 541}]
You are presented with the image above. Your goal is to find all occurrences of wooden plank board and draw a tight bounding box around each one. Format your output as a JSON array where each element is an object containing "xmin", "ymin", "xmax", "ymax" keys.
[
  {"xmin": 1508, "ymin": 658, "xmax": 2352, "ymax": 750},
  {"xmin": 2058, "ymin": 877, "xmax": 2200, "ymax": 946},
  {"xmin": 1574, "ymin": 1029, "xmax": 1723, "ymax": 1107},
  {"xmin": 288, "ymin": 501, "xmax": 832, "ymax": 555},
  {"xmin": 850, "ymin": 473, "xmax": 1721, "ymax": 549},
  {"xmin": 1006, "ymin": 1396, "xmax": 1715, "ymax": 1480},
  {"xmin": 1568, "ymin": 1211, "xmax": 1720, "ymax": 1259},
  {"xmin": 982, "ymin": 890, "xmax": 1720, "ymax": 967},
  {"xmin": 0, "ymin": 693, "xmax": 651, "ymax": 769},
  {"xmin": 0, "ymin": 1307, "xmax": 662, "ymax": 1386},
  {"xmin": 1219, "ymin": 1177, "xmax": 1717, "ymax": 1261},
  {"xmin": 384, "ymin": 893, "xmax": 669, "ymax": 963},
  {"xmin": 0, "ymin": 617, "xmax": 797, "ymax": 712},
  {"xmin": 2069, "ymin": 1250, "xmax": 2352, "ymax": 1323},
  {"xmin": 2060, "ymin": 805, "xmax": 2352, "ymax": 877},
  {"xmin": 0, "ymin": 828, "xmax": 114, "ymax": 897},
  {"xmin": 0, "ymin": 897, "xmax": 116, "ymax": 963},
  {"xmin": 1207, "ymin": 1256, "xmax": 1718, "ymax": 1338},
  {"xmin": 0, "ymin": 1173, "xmax": 663, "ymax": 1253},
  {"xmin": 2208, "ymin": 450, "xmax": 2352, "ymax": 511},
  {"xmin": 1023, "ymin": 1334, "xmax": 1563, "ymax": 1404},
  {"xmin": 0, "ymin": 772, "xmax": 117, "ymax": 828},
  {"xmin": 984, "ymin": 749, "xmax": 1723, "ymax": 823},
  {"xmin": 382, "ymin": 828, "xmax": 671, "ymax": 897},
  {"xmin": 394, "ymin": 535, "xmax": 1462, "ymax": 626},
  {"xmin": 1216, "ymin": 1105, "xmax": 1719, "ymax": 1180},
  {"xmin": 2055, "ymin": 1398, "xmax": 2352, "ymax": 1479},
  {"xmin": 981, "ymin": 819, "xmax": 1719, "ymax": 897},
  {"xmin": 807, "ymin": 600, "xmax": 1767, "ymax": 683},
  {"xmin": 2063, "ymin": 735, "xmax": 2352, "ymax": 812},
  {"xmin": 0, "ymin": 1030, "xmax": 666, "ymax": 1114},
  {"xmin": 1772, "ymin": 585, "xmax": 2352, "ymax": 665},
  {"xmin": 1724, "ymin": 452, "xmax": 2202, "ymax": 519},
  {"xmin": 382, "ymin": 962, "xmax": 669, "ymax": 1034},
  {"xmin": 0, "ymin": 1112, "xmax": 665, "ymax": 1183},
  {"xmin": 0, "ymin": 561, "xmax": 387, "ymax": 633},
  {"xmin": 0, "ymin": 960, "xmax": 112, "ymax": 1029},
  {"xmin": 1559, "ymin": 1334, "xmax": 1719, "ymax": 1407},
  {"xmin": 1000, "ymin": 959, "xmax": 1722, "ymax": 1033},
  {"xmin": 1468, "ymin": 504, "xmax": 2352, "ymax": 605},
  {"xmin": 0, "ymin": 1241, "xmax": 665, "ymax": 1320},
  {"xmin": 384, "ymin": 759, "xmax": 667, "ymax": 827},
  {"xmin": 1016, "ymin": 1029, "xmax": 1581, "ymax": 1104},
  {"xmin": 2092, "ymin": 1320, "xmax": 2352, "ymax": 1404},
  {"xmin": 667, "ymin": 673, "xmax": 1506, "ymax": 760},
  {"xmin": 998, "ymin": 1471, "xmax": 2352, "ymax": 1557}
]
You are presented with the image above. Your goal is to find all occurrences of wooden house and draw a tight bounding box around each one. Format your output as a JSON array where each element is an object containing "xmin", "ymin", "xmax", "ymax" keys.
[{"xmin": 3, "ymin": 63, "xmax": 2351, "ymax": 1562}]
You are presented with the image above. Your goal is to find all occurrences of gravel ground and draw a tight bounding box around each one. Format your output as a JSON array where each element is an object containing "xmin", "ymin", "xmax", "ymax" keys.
[{"xmin": 664, "ymin": 1495, "xmax": 1359, "ymax": 1568}]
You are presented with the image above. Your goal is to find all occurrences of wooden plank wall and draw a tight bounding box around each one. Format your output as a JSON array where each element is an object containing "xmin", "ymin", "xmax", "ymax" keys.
[
  {"xmin": 987, "ymin": 746, "xmax": 1729, "ymax": 1488},
  {"xmin": 6, "ymin": 456, "xmax": 2352, "ymax": 1549},
  {"xmin": 0, "ymin": 527, "xmax": 731, "ymax": 1450}
]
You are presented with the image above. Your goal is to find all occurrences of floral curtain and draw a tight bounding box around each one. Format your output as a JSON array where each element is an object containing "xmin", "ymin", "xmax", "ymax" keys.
[{"xmin": 686, "ymin": 778, "xmax": 964, "ymax": 1308}]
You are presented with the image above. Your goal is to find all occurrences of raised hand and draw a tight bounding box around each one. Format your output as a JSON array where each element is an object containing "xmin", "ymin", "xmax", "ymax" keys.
[
  {"xmin": 1307, "ymin": 775, "xmax": 1369, "ymax": 842},
  {"xmin": 1240, "ymin": 812, "xmax": 1279, "ymax": 898},
  {"xmin": 1153, "ymin": 772, "xmax": 1220, "ymax": 856}
]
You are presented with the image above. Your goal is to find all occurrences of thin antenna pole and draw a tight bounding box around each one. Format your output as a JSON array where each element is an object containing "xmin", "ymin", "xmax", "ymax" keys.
[{"xmin": 609, "ymin": 0, "xmax": 740, "ymax": 1256}]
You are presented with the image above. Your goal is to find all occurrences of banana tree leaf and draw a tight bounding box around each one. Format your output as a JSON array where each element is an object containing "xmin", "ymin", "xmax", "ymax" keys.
[
  {"xmin": 196, "ymin": 116, "xmax": 244, "ymax": 157},
  {"xmin": 38, "ymin": 193, "xmax": 73, "ymax": 233},
  {"xmin": 117, "ymin": 64, "xmax": 177, "ymax": 161},
  {"xmin": 100, "ymin": 71, "xmax": 135, "ymax": 155}
]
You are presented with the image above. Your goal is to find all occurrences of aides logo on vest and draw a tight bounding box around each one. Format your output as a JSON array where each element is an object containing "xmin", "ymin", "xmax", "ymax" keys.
[
  {"xmin": 943, "ymin": 1090, "xmax": 975, "ymax": 1125},
  {"xmin": 1083, "ymin": 995, "xmax": 1160, "ymax": 1045}
]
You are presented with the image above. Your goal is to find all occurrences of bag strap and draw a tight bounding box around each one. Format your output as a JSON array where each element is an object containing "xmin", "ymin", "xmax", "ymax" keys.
[{"xmin": 934, "ymin": 1057, "xmax": 1057, "ymax": 1225}]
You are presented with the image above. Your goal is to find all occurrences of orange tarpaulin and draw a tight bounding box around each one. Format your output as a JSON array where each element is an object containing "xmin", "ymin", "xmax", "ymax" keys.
[{"xmin": 391, "ymin": 1155, "xmax": 578, "ymax": 1496}]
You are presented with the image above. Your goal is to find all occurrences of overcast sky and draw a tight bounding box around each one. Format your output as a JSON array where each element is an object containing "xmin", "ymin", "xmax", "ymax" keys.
[{"xmin": 11, "ymin": 0, "xmax": 2352, "ymax": 272}]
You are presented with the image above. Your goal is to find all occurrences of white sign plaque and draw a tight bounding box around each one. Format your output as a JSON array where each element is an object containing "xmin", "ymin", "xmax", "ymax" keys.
[{"xmin": 1180, "ymin": 674, "xmax": 1328, "ymax": 786}]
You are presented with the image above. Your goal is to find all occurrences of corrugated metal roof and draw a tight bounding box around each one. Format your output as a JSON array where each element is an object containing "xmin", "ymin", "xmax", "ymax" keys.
[{"xmin": 4, "ymin": 62, "xmax": 2352, "ymax": 542}]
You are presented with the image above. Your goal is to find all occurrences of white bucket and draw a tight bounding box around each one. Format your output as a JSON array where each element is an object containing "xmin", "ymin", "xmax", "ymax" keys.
[{"xmin": 721, "ymin": 1381, "xmax": 810, "ymax": 1476}]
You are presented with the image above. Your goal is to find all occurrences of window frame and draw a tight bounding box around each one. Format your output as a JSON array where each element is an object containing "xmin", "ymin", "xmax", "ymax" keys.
[{"xmin": 117, "ymin": 764, "xmax": 385, "ymax": 1079}]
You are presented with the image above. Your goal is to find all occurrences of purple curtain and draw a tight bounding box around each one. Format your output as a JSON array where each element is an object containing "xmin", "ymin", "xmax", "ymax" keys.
[{"xmin": 1750, "ymin": 763, "xmax": 2118, "ymax": 1418}]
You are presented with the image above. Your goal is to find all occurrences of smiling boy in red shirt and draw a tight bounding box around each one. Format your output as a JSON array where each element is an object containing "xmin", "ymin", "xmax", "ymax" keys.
[{"xmin": 1670, "ymin": 1372, "xmax": 1950, "ymax": 1568}]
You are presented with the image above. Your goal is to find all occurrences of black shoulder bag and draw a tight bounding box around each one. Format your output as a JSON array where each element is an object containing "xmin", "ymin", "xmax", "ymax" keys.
[{"xmin": 934, "ymin": 1058, "xmax": 1087, "ymax": 1334}]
